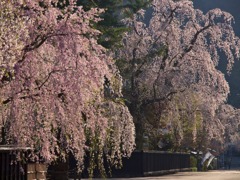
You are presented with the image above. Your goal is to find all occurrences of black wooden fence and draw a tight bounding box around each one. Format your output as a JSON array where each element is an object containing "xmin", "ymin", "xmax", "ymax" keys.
[
  {"xmin": 0, "ymin": 146, "xmax": 28, "ymax": 180},
  {"xmin": 74, "ymin": 150, "xmax": 191, "ymax": 178},
  {"xmin": 1, "ymin": 147, "xmax": 190, "ymax": 179},
  {"xmin": 0, "ymin": 146, "xmax": 47, "ymax": 180},
  {"xmin": 111, "ymin": 151, "xmax": 191, "ymax": 177}
]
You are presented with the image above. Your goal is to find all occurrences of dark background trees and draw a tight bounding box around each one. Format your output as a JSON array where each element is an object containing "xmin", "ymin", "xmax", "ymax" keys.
[{"xmin": 78, "ymin": 0, "xmax": 152, "ymax": 48}]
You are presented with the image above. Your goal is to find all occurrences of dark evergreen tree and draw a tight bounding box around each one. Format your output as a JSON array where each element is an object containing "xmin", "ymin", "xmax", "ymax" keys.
[{"xmin": 78, "ymin": 0, "xmax": 152, "ymax": 48}]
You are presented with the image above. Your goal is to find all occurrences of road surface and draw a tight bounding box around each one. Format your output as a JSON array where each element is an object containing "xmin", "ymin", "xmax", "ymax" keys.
[{"xmin": 82, "ymin": 170, "xmax": 240, "ymax": 180}]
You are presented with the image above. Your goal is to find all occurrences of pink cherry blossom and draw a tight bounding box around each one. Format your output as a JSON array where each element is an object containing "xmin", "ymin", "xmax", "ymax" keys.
[
  {"xmin": 0, "ymin": 0, "xmax": 135, "ymax": 172},
  {"xmin": 116, "ymin": 0, "xmax": 239, "ymax": 151}
]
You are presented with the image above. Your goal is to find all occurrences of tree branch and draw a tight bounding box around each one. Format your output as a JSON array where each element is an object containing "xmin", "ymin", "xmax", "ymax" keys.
[
  {"xmin": 140, "ymin": 89, "xmax": 185, "ymax": 107},
  {"xmin": 181, "ymin": 24, "xmax": 212, "ymax": 58}
]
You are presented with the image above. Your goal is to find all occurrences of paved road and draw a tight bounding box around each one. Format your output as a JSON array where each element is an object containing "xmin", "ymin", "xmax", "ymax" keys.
[
  {"xmin": 82, "ymin": 170, "xmax": 240, "ymax": 180},
  {"xmin": 138, "ymin": 171, "xmax": 240, "ymax": 180}
]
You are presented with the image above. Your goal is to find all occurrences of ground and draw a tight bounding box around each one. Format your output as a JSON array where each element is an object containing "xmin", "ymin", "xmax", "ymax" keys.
[{"xmin": 81, "ymin": 170, "xmax": 240, "ymax": 180}]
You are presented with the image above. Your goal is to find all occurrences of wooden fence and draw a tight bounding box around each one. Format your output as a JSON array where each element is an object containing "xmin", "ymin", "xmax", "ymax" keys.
[
  {"xmin": 1, "ymin": 147, "xmax": 191, "ymax": 179},
  {"xmin": 0, "ymin": 146, "xmax": 47, "ymax": 180},
  {"xmin": 74, "ymin": 150, "xmax": 191, "ymax": 178},
  {"xmin": 111, "ymin": 151, "xmax": 191, "ymax": 177}
]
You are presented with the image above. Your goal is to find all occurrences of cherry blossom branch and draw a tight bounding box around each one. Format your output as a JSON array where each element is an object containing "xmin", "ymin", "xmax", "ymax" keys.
[
  {"xmin": 181, "ymin": 24, "xmax": 212, "ymax": 58},
  {"xmin": 2, "ymin": 68, "xmax": 73, "ymax": 105}
]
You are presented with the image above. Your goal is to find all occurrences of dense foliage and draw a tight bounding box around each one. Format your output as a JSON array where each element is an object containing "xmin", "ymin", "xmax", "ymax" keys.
[
  {"xmin": 1, "ymin": 0, "xmax": 240, "ymax": 176},
  {"xmin": 115, "ymin": 0, "xmax": 240, "ymax": 152},
  {"xmin": 78, "ymin": 0, "xmax": 152, "ymax": 48},
  {"xmin": 0, "ymin": 0, "xmax": 135, "ymax": 174}
]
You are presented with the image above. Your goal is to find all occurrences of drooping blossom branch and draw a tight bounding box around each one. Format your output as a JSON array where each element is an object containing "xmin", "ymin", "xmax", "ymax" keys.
[{"xmin": 0, "ymin": 0, "xmax": 135, "ymax": 174}]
